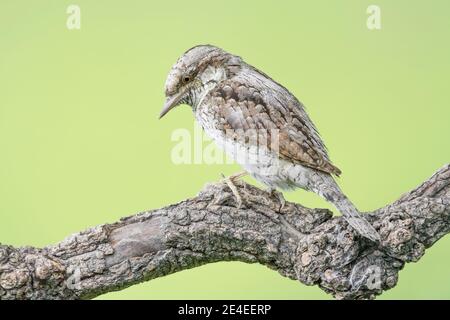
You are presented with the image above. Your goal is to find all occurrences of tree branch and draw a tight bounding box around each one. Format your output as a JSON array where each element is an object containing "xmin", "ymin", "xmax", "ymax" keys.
[{"xmin": 1, "ymin": 165, "xmax": 449, "ymax": 300}]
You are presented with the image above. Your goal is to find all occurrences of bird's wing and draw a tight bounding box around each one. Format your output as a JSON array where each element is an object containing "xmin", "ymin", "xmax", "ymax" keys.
[{"xmin": 203, "ymin": 72, "xmax": 341, "ymax": 176}]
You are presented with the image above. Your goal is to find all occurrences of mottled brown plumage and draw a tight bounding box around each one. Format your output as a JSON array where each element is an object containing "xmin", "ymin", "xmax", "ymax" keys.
[
  {"xmin": 160, "ymin": 45, "xmax": 380, "ymax": 242},
  {"xmin": 207, "ymin": 78, "xmax": 342, "ymax": 176}
]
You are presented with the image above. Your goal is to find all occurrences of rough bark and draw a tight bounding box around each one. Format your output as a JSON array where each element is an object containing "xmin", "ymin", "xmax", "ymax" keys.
[{"xmin": 0, "ymin": 164, "xmax": 449, "ymax": 300}]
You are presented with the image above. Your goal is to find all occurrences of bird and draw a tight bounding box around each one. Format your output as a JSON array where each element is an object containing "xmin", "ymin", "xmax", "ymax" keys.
[{"xmin": 159, "ymin": 45, "xmax": 380, "ymax": 243}]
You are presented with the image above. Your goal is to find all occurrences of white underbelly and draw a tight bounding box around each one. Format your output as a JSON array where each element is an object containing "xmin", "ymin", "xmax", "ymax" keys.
[{"xmin": 197, "ymin": 115, "xmax": 314, "ymax": 190}]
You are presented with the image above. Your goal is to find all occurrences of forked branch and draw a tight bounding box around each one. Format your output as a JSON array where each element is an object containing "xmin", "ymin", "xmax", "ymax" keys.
[{"xmin": 0, "ymin": 165, "xmax": 449, "ymax": 300}]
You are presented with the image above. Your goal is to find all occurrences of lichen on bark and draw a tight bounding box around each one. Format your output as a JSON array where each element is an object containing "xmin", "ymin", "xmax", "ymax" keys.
[{"xmin": 0, "ymin": 164, "xmax": 449, "ymax": 300}]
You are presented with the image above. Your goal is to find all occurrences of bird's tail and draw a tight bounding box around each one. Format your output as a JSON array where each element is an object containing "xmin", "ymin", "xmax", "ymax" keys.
[
  {"xmin": 311, "ymin": 175, "xmax": 380, "ymax": 243},
  {"xmin": 331, "ymin": 194, "xmax": 380, "ymax": 243}
]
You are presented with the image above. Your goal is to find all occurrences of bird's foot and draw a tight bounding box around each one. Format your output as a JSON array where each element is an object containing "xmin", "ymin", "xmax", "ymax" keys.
[
  {"xmin": 221, "ymin": 171, "xmax": 247, "ymax": 208},
  {"xmin": 267, "ymin": 188, "xmax": 286, "ymax": 211}
]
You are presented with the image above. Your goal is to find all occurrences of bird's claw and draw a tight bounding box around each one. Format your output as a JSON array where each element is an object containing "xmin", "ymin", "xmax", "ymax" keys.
[
  {"xmin": 267, "ymin": 188, "xmax": 286, "ymax": 211},
  {"xmin": 221, "ymin": 172, "xmax": 246, "ymax": 208}
]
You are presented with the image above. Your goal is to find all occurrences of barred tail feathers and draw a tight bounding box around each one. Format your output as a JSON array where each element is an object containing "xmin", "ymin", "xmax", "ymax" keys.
[{"xmin": 309, "ymin": 173, "xmax": 380, "ymax": 243}]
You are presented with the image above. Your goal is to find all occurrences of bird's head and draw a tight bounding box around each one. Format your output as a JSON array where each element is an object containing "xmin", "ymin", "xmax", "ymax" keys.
[{"xmin": 159, "ymin": 45, "xmax": 242, "ymax": 119}]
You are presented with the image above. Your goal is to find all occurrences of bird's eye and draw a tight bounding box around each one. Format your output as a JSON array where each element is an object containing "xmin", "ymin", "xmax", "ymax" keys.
[{"xmin": 182, "ymin": 76, "xmax": 190, "ymax": 83}]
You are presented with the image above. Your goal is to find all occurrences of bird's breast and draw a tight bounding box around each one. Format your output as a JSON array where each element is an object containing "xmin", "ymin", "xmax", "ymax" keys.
[{"xmin": 194, "ymin": 101, "xmax": 298, "ymax": 190}]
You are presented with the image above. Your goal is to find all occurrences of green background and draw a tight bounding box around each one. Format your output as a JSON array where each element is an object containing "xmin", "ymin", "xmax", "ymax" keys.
[{"xmin": 1, "ymin": 0, "xmax": 449, "ymax": 299}]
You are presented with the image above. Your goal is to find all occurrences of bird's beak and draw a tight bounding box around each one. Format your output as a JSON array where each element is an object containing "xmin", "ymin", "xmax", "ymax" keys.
[{"xmin": 159, "ymin": 89, "xmax": 185, "ymax": 119}]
